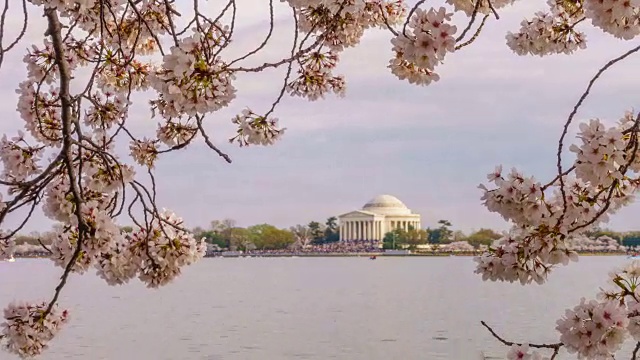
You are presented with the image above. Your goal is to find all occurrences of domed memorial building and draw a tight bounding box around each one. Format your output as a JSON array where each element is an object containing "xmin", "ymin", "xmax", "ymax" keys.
[{"xmin": 337, "ymin": 195, "xmax": 421, "ymax": 241}]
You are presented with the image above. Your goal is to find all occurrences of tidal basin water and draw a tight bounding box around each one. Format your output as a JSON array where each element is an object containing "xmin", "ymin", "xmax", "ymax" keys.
[{"xmin": 1, "ymin": 256, "xmax": 637, "ymax": 360}]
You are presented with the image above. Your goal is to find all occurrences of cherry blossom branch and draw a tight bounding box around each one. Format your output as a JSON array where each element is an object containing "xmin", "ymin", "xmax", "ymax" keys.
[
  {"xmin": 378, "ymin": 3, "xmax": 399, "ymax": 36},
  {"xmin": 455, "ymin": 14, "xmax": 488, "ymax": 51},
  {"xmin": 481, "ymin": 321, "xmax": 563, "ymax": 359},
  {"xmin": 485, "ymin": 0, "xmax": 499, "ymax": 19},
  {"xmin": 225, "ymin": 0, "xmax": 275, "ymax": 67},
  {"xmin": 556, "ymin": 42, "xmax": 640, "ymax": 225},
  {"xmin": 43, "ymin": 7, "xmax": 87, "ymax": 317},
  {"xmin": 481, "ymin": 321, "xmax": 563, "ymax": 350},
  {"xmin": 0, "ymin": 0, "xmax": 27, "ymax": 68},
  {"xmin": 402, "ymin": 0, "xmax": 425, "ymax": 37},
  {"xmin": 456, "ymin": 0, "xmax": 482, "ymax": 43},
  {"xmin": 195, "ymin": 116, "xmax": 232, "ymax": 164}
]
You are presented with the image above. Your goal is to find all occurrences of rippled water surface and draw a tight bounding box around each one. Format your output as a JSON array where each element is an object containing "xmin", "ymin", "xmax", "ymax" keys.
[{"xmin": 0, "ymin": 256, "xmax": 635, "ymax": 359}]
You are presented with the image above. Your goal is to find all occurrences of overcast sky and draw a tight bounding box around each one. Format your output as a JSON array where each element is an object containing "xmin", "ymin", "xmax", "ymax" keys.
[{"xmin": 1, "ymin": 0, "xmax": 640, "ymax": 233}]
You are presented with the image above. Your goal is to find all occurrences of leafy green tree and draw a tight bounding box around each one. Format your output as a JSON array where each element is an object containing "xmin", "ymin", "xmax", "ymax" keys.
[
  {"xmin": 13, "ymin": 233, "xmax": 44, "ymax": 245},
  {"xmin": 325, "ymin": 216, "xmax": 337, "ymax": 231},
  {"xmin": 229, "ymin": 227, "xmax": 251, "ymax": 251},
  {"xmin": 308, "ymin": 221, "xmax": 325, "ymax": 243},
  {"xmin": 428, "ymin": 220, "xmax": 453, "ymax": 244},
  {"xmin": 464, "ymin": 228, "xmax": 502, "ymax": 248},
  {"xmin": 382, "ymin": 227, "xmax": 428, "ymax": 249},
  {"xmin": 195, "ymin": 230, "xmax": 227, "ymax": 248},
  {"xmin": 210, "ymin": 218, "xmax": 237, "ymax": 248},
  {"xmin": 323, "ymin": 216, "xmax": 339, "ymax": 243},
  {"xmin": 248, "ymin": 224, "xmax": 295, "ymax": 250},
  {"xmin": 585, "ymin": 227, "xmax": 623, "ymax": 243},
  {"xmin": 622, "ymin": 231, "xmax": 640, "ymax": 247},
  {"xmin": 383, "ymin": 231, "xmax": 399, "ymax": 249},
  {"xmin": 404, "ymin": 228, "xmax": 428, "ymax": 248}
]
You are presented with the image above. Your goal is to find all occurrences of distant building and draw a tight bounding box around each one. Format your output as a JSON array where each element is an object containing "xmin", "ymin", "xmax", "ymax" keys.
[{"xmin": 337, "ymin": 194, "xmax": 421, "ymax": 241}]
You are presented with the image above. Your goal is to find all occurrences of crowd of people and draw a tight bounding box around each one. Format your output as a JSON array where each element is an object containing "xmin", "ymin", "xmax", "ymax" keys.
[
  {"xmin": 298, "ymin": 240, "xmax": 382, "ymax": 253},
  {"xmin": 232, "ymin": 240, "xmax": 383, "ymax": 256}
]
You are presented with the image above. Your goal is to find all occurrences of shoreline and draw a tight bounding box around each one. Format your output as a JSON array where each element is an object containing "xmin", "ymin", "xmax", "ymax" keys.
[
  {"xmin": 205, "ymin": 252, "xmax": 629, "ymax": 258},
  {"xmin": 9, "ymin": 252, "xmax": 630, "ymax": 260}
]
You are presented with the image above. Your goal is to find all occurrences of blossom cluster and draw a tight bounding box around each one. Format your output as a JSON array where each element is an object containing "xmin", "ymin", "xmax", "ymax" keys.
[
  {"xmin": 500, "ymin": 261, "xmax": 640, "ymax": 359},
  {"xmin": 287, "ymin": 51, "xmax": 346, "ymax": 101},
  {"xmin": 567, "ymin": 235, "xmax": 624, "ymax": 252},
  {"xmin": 291, "ymin": 0, "xmax": 406, "ymax": 52},
  {"xmin": 475, "ymin": 111, "xmax": 640, "ymax": 285},
  {"xmin": 556, "ymin": 298, "xmax": 628, "ymax": 357},
  {"xmin": 230, "ymin": 109, "xmax": 286, "ymax": 147},
  {"xmin": 504, "ymin": 0, "xmax": 640, "ymax": 55},
  {"xmin": 439, "ymin": 241, "xmax": 475, "ymax": 252},
  {"xmin": 0, "ymin": 133, "xmax": 43, "ymax": 182},
  {"xmin": 0, "ymin": 236, "xmax": 15, "ymax": 261},
  {"xmin": 446, "ymin": 0, "xmax": 514, "ymax": 17},
  {"xmin": 1, "ymin": 302, "xmax": 69, "ymax": 358},
  {"xmin": 506, "ymin": 344, "xmax": 549, "ymax": 360},
  {"xmin": 506, "ymin": 4, "xmax": 587, "ymax": 56},
  {"xmin": 389, "ymin": 7, "xmax": 457, "ymax": 85},
  {"xmin": 129, "ymin": 138, "xmax": 160, "ymax": 169},
  {"xmin": 149, "ymin": 29, "xmax": 236, "ymax": 119},
  {"xmin": 584, "ymin": 0, "xmax": 640, "ymax": 40}
]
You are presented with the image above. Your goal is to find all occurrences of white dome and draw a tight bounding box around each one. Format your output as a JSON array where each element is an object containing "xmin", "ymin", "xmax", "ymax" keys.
[{"xmin": 362, "ymin": 194, "xmax": 411, "ymax": 215}]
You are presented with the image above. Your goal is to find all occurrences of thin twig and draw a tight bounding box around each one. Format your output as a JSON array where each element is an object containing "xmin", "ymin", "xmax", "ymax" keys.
[
  {"xmin": 481, "ymin": 321, "xmax": 563, "ymax": 349},
  {"xmin": 632, "ymin": 342, "xmax": 640, "ymax": 360}
]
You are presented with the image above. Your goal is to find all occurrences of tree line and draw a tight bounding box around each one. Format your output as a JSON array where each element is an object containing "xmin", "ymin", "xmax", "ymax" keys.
[
  {"xmin": 10, "ymin": 220, "xmax": 638, "ymax": 252},
  {"xmin": 190, "ymin": 217, "xmax": 503, "ymax": 251}
]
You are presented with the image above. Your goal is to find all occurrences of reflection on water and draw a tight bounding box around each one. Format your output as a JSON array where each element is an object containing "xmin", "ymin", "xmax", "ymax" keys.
[{"xmin": 0, "ymin": 256, "xmax": 634, "ymax": 359}]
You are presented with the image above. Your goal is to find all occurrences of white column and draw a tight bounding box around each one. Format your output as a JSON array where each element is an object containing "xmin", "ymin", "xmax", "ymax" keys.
[
  {"xmin": 368, "ymin": 221, "xmax": 372, "ymax": 240},
  {"xmin": 348, "ymin": 221, "xmax": 352, "ymax": 240}
]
